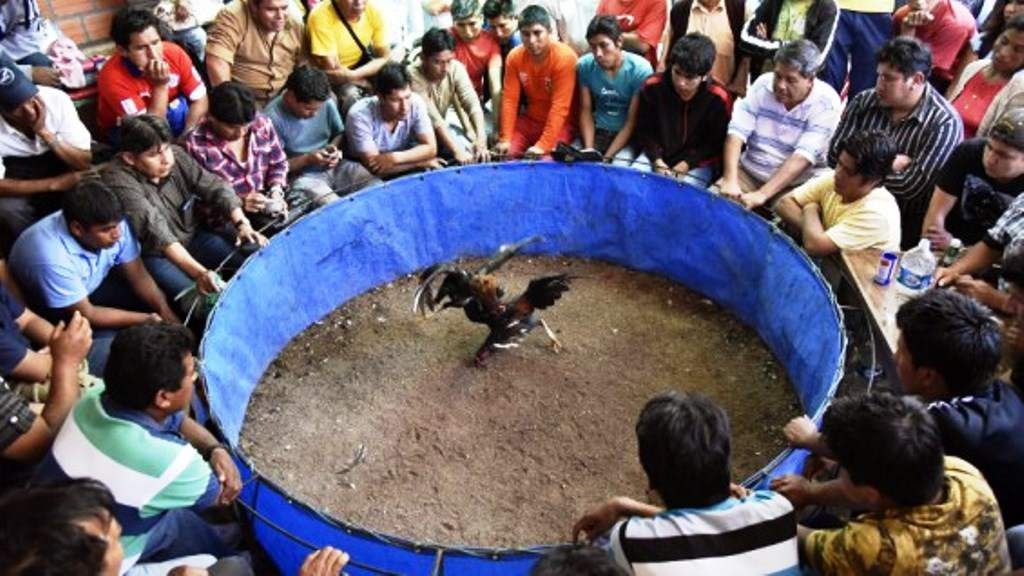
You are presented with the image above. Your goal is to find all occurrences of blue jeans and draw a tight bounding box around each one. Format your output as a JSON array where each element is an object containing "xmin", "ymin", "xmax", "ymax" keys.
[
  {"xmin": 822, "ymin": 11, "xmax": 892, "ymax": 98},
  {"xmin": 173, "ymin": 26, "xmax": 207, "ymax": 66},
  {"xmin": 140, "ymin": 509, "xmax": 233, "ymax": 564},
  {"xmin": 143, "ymin": 231, "xmax": 250, "ymax": 311}
]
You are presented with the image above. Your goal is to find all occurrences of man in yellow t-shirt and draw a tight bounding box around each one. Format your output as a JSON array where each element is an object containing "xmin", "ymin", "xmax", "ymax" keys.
[
  {"xmin": 787, "ymin": 392, "xmax": 1011, "ymax": 575},
  {"xmin": 307, "ymin": 0, "xmax": 390, "ymax": 113},
  {"xmin": 774, "ymin": 129, "xmax": 901, "ymax": 256}
]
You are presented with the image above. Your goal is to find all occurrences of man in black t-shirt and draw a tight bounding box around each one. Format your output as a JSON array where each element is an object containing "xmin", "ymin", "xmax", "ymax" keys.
[{"xmin": 921, "ymin": 112, "xmax": 1024, "ymax": 248}]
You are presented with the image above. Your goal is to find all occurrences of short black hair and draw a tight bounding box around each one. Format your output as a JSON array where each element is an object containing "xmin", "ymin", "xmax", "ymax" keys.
[
  {"xmin": 482, "ymin": 0, "xmax": 515, "ymax": 19},
  {"xmin": 896, "ymin": 289, "xmax": 1001, "ymax": 397},
  {"xmin": 111, "ymin": 7, "xmax": 161, "ymax": 47},
  {"xmin": 63, "ymin": 178, "xmax": 125, "ymax": 228},
  {"xmin": 669, "ymin": 33, "xmax": 715, "ymax": 77},
  {"xmin": 285, "ymin": 66, "xmax": 331, "ymax": 103},
  {"xmin": 876, "ymin": 37, "xmax": 932, "ymax": 79},
  {"xmin": 529, "ymin": 546, "xmax": 629, "ymax": 576},
  {"xmin": 822, "ymin": 392, "xmax": 944, "ymax": 506},
  {"xmin": 451, "ymin": 0, "xmax": 480, "ymax": 21},
  {"xmin": 585, "ymin": 15, "xmax": 622, "ymax": 43},
  {"xmin": 421, "ymin": 27, "xmax": 456, "ymax": 58},
  {"xmin": 209, "ymin": 81, "xmax": 257, "ymax": 125},
  {"xmin": 839, "ymin": 130, "xmax": 897, "ymax": 184},
  {"xmin": 120, "ymin": 114, "xmax": 172, "ymax": 154},
  {"xmin": 104, "ymin": 323, "xmax": 195, "ymax": 410},
  {"xmin": 0, "ymin": 479, "xmax": 116, "ymax": 576},
  {"xmin": 1002, "ymin": 240, "xmax": 1024, "ymax": 286},
  {"xmin": 519, "ymin": 4, "xmax": 552, "ymax": 31},
  {"xmin": 636, "ymin": 391, "xmax": 731, "ymax": 509},
  {"xmin": 375, "ymin": 62, "xmax": 412, "ymax": 96}
]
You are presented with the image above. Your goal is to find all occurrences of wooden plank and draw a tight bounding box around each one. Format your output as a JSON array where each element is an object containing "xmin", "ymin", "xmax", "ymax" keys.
[{"xmin": 839, "ymin": 249, "xmax": 902, "ymax": 358}]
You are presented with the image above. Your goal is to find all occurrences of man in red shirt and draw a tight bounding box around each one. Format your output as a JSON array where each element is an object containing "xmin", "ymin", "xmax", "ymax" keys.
[
  {"xmin": 596, "ymin": 0, "xmax": 667, "ymax": 68},
  {"xmin": 97, "ymin": 8, "xmax": 209, "ymax": 143},
  {"xmin": 894, "ymin": 0, "xmax": 975, "ymax": 92},
  {"xmin": 451, "ymin": 0, "xmax": 503, "ymax": 132}
]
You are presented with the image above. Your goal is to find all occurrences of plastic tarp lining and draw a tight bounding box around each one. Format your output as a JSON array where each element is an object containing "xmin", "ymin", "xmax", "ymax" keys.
[{"xmin": 200, "ymin": 162, "xmax": 845, "ymax": 575}]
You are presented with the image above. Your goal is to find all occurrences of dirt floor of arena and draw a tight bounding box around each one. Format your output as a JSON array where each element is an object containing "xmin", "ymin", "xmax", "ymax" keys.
[{"xmin": 240, "ymin": 256, "xmax": 802, "ymax": 548}]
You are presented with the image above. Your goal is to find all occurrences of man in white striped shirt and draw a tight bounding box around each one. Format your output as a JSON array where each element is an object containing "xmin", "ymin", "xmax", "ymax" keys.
[
  {"xmin": 573, "ymin": 392, "xmax": 800, "ymax": 576},
  {"xmin": 714, "ymin": 40, "xmax": 842, "ymax": 212}
]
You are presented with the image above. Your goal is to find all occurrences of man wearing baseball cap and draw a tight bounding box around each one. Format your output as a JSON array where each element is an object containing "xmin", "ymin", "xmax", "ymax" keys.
[
  {"xmin": 0, "ymin": 54, "xmax": 91, "ymax": 254},
  {"xmin": 936, "ymin": 108, "xmax": 1024, "ymax": 289}
]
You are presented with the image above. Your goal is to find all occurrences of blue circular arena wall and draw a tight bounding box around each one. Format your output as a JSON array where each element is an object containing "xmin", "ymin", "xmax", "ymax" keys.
[{"xmin": 200, "ymin": 162, "xmax": 846, "ymax": 576}]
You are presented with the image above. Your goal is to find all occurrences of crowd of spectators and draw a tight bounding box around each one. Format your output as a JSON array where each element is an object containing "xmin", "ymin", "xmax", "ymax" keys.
[{"xmin": 0, "ymin": 0, "xmax": 1023, "ymax": 573}]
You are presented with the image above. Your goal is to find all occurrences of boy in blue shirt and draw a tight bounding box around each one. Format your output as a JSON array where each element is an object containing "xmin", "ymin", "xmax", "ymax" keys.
[{"xmin": 576, "ymin": 15, "xmax": 652, "ymax": 163}]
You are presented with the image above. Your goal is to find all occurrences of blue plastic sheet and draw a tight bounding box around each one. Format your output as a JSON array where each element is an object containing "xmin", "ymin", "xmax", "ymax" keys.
[{"xmin": 200, "ymin": 162, "xmax": 845, "ymax": 575}]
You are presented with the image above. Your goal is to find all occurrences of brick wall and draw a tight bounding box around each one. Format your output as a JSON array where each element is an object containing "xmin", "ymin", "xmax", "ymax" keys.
[{"xmin": 39, "ymin": 0, "xmax": 120, "ymax": 49}]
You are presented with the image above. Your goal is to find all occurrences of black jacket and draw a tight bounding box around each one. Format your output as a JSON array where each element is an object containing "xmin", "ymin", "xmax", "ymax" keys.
[
  {"xmin": 635, "ymin": 74, "xmax": 730, "ymax": 168},
  {"xmin": 737, "ymin": 0, "xmax": 839, "ymax": 74}
]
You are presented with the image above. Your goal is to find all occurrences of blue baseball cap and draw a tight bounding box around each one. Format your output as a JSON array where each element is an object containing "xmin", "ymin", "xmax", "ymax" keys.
[{"xmin": 0, "ymin": 56, "xmax": 39, "ymax": 111}]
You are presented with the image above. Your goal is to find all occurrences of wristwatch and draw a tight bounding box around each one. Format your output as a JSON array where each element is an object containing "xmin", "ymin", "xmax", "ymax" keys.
[
  {"xmin": 201, "ymin": 443, "xmax": 229, "ymax": 460},
  {"xmin": 233, "ymin": 216, "xmax": 251, "ymax": 230}
]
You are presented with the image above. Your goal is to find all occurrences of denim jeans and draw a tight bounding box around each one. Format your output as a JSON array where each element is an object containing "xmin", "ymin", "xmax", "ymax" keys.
[{"xmin": 143, "ymin": 231, "xmax": 251, "ymax": 310}]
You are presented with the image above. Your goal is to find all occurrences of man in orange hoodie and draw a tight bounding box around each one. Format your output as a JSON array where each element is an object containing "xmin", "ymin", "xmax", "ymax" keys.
[{"xmin": 494, "ymin": 4, "xmax": 577, "ymax": 159}]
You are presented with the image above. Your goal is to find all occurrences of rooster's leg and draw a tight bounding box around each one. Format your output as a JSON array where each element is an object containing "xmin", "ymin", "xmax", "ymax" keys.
[{"xmin": 540, "ymin": 319, "xmax": 562, "ymax": 353}]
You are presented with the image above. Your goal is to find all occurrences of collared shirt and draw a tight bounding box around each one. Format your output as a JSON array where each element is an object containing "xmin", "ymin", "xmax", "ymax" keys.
[
  {"xmin": 345, "ymin": 93, "xmax": 432, "ymax": 155},
  {"xmin": 33, "ymin": 383, "xmax": 218, "ymax": 573},
  {"xmin": 0, "ymin": 86, "xmax": 90, "ymax": 179},
  {"xmin": 96, "ymin": 41, "xmax": 207, "ymax": 135},
  {"xmin": 827, "ymin": 85, "xmax": 963, "ymax": 248},
  {"xmin": 102, "ymin": 146, "xmax": 241, "ymax": 255},
  {"xmin": 186, "ymin": 114, "xmax": 288, "ymax": 200},
  {"xmin": 9, "ymin": 212, "xmax": 140, "ymax": 309},
  {"xmin": 688, "ymin": 0, "xmax": 736, "ymax": 85},
  {"xmin": 728, "ymin": 73, "xmax": 842, "ymax": 185},
  {"xmin": 307, "ymin": 0, "xmax": 387, "ymax": 69},
  {"xmin": 0, "ymin": 0, "xmax": 57, "ymax": 61},
  {"xmin": 407, "ymin": 58, "xmax": 484, "ymax": 137},
  {"xmin": 205, "ymin": 0, "xmax": 305, "ymax": 105},
  {"xmin": 985, "ymin": 192, "xmax": 1024, "ymax": 250}
]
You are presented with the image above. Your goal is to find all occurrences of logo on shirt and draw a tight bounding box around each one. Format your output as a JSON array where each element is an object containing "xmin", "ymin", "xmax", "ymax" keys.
[
  {"xmin": 121, "ymin": 99, "xmax": 139, "ymax": 115},
  {"xmin": 168, "ymin": 73, "xmax": 180, "ymax": 89},
  {"xmin": 0, "ymin": 68, "xmax": 13, "ymax": 86}
]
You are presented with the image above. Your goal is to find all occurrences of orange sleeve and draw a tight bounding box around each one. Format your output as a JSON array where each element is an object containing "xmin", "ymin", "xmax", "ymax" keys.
[
  {"xmin": 635, "ymin": 0, "xmax": 667, "ymax": 47},
  {"xmin": 535, "ymin": 45, "xmax": 577, "ymax": 152},
  {"xmin": 500, "ymin": 49, "xmax": 523, "ymax": 143}
]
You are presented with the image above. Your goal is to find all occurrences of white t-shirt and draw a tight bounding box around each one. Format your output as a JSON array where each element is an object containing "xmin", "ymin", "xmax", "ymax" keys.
[{"xmin": 0, "ymin": 85, "xmax": 91, "ymax": 178}]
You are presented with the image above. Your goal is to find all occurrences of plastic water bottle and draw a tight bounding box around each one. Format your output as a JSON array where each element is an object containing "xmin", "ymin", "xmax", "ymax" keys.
[{"xmin": 896, "ymin": 238, "xmax": 937, "ymax": 296}]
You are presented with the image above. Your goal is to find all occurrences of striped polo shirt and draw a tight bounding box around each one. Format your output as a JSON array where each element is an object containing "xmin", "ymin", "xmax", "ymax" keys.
[
  {"xmin": 608, "ymin": 490, "xmax": 799, "ymax": 575},
  {"xmin": 32, "ymin": 383, "xmax": 217, "ymax": 573},
  {"xmin": 728, "ymin": 73, "xmax": 843, "ymax": 186},
  {"xmin": 827, "ymin": 85, "xmax": 963, "ymax": 248}
]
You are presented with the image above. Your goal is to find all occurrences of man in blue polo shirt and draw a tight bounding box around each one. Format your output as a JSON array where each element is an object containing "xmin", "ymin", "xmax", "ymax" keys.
[
  {"xmin": 9, "ymin": 180, "xmax": 179, "ymax": 354},
  {"xmin": 33, "ymin": 323, "xmax": 244, "ymax": 572}
]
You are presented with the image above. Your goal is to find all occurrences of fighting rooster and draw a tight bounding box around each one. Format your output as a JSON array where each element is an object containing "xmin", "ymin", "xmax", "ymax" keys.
[{"xmin": 412, "ymin": 237, "xmax": 574, "ymax": 366}]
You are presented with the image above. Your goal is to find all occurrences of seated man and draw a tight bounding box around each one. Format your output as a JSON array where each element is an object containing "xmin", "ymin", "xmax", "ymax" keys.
[
  {"xmin": 0, "ymin": 57, "xmax": 90, "ymax": 253},
  {"xmin": 0, "ymin": 479, "xmax": 255, "ymax": 575},
  {"xmin": 773, "ymin": 130, "xmax": 901, "ymax": 256},
  {"xmin": 717, "ymin": 40, "xmax": 842, "ymax": 210},
  {"xmin": 186, "ymin": 82, "xmax": 290, "ymax": 231},
  {"xmin": 33, "ymin": 323, "xmax": 244, "ymax": 572},
  {"xmin": 8, "ymin": 180, "xmax": 179, "ymax": 330},
  {"xmin": 409, "ymin": 28, "xmax": 490, "ymax": 165},
  {"xmin": 101, "ymin": 115, "xmax": 266, "ymax": 311},
  {"xmin": 921, "ymin": 109, "xmax": 1024, "ymax": 250},
  {"xmin": 635, "ymin": 32, "xmax": 727, "ymax": 185},
  {"xmin": 494, "ymin": 5, "xmax": 577, "ymax": 159},
  {"xmin": 596, "ymin": 0, "xmax": 666, "ymax": 67},
  {"xmin": 573, "ymin": 391, "xmax": 799, "ymax": 574},
  {"xmin": 0, "ymin": 308, "xmax": 90, "ymax": 493},
  {"xmin": 529, "ymin": 546, "xmax": 627, "ymax": 576},
  {"xmin": 779, "ymin": 392, "xmax": 1010, "ymax": 574},
  {"xmin": 346, "ymin": 63, "xmax": 441, "ymax": 177},
  {"xmin": 451, "ymin": 0, "xmax": 503, "ymax": 126},
  {"xmin": 97, "ymin": 8, "xmax": 208, "ymax": 142},
  {"xmin": 577, "ymin": 15, "xmax": 652, "ymax": 163},
  {"xmin": 307, "ymin": 0, "xmax": 391, "ymax": 114},
  {"xmin": 483, "ymin": 0, "xmax": 522, "ymax": 62},
  {"xmin": 894, "ymin": 0, "xmax": 974, "ymax": 92},
  {"xmin": 937, "ymin": 112, "xmax": 1024, "ymax": 288},
  {"xmin": 265, "ymin": 66, "xmax": 380, "ymax": 206},
  {"xmin": 205, "ymin": 0, "xmax": 306, "ymax": 107},
  {"xmin": 828, "ymin": 37, "xmax": 962, "ymax": 249}
]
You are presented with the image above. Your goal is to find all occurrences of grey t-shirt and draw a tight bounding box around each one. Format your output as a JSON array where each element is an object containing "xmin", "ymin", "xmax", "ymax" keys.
[{"xmin": 345, "ymin": 93, "xmax": 432, "ymax": 155}]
